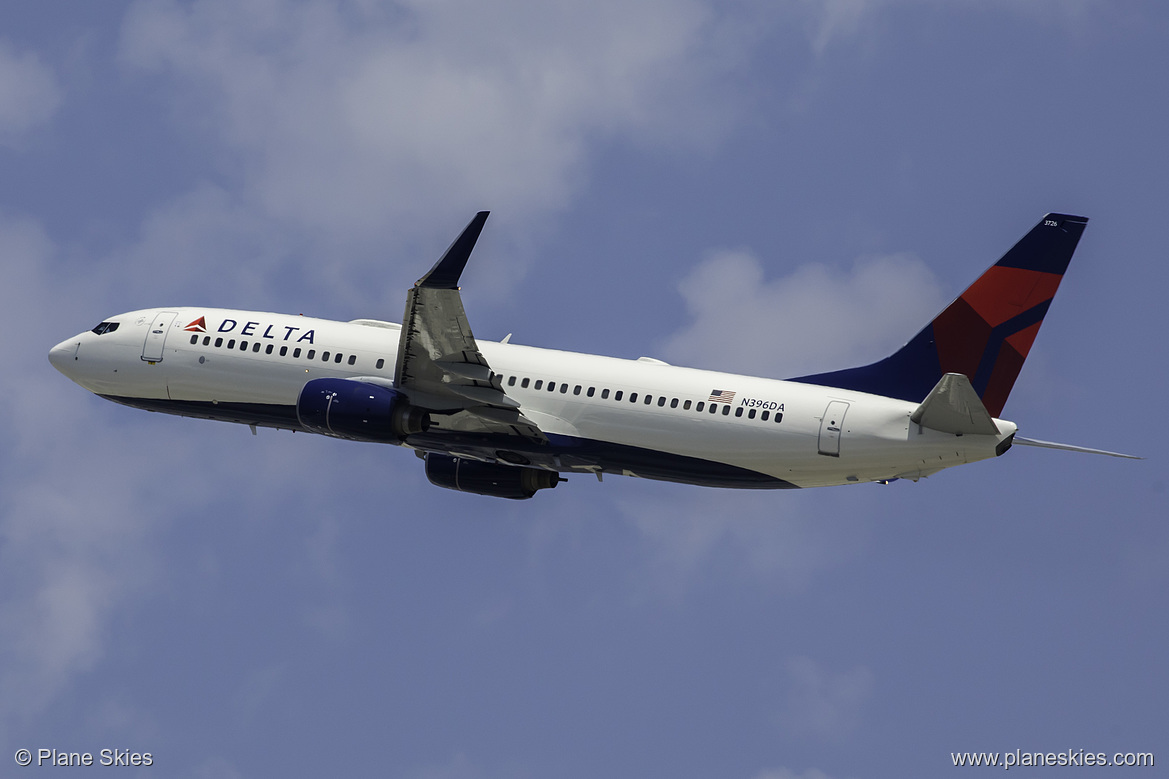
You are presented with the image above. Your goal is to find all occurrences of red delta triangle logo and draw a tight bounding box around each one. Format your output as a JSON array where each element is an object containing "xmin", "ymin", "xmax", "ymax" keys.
[{"xmin": 183, "ymin": 316, "xmax": 208, "ymax": 333}]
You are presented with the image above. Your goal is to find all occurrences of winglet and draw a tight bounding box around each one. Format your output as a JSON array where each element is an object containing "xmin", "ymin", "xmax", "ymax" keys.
[
  {"xmin": 910, "ymin": 373, "xmax": 999, "ymax": 435},
  {"xmin": 416, "ymin": 211, "xmax": 490, "ymax": 289}
]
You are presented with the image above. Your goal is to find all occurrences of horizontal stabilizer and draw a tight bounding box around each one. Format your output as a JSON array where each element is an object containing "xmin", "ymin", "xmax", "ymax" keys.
[
  {"xmin": 1013, "ymin": 436, "xmax": 1142, "ymax": 459},
  {"xmin": 910, "ymin": 373, "xmax": 999, "ymax": 435}
]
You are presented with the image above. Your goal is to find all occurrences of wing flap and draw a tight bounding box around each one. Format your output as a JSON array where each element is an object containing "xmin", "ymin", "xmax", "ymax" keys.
[
  {"xmin": 446, "ymin": 385, "xmax": 520, "ymax": 409},
  {"xmin": 435, "ymin": 358, "xmax": 494, "ymax": 383}
]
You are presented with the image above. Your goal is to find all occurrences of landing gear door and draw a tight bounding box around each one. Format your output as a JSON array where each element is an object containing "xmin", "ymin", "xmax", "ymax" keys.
[
  {"xmin": 818, "ymin": 400, "xmax": 850, "ymax": 457},
  {"xmin": 142, "ymin": 311, "xmax": 178, "ymax": 362}
]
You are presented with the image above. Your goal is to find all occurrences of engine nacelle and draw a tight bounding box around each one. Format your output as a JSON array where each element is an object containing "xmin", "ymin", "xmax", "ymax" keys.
[
  {"xmin": 296, "ymin": 378, "xmax": 429, "ymax": 442},
  {"xmin": 424, "ymin": 453, "xmax": 560, "ymax": 499}
]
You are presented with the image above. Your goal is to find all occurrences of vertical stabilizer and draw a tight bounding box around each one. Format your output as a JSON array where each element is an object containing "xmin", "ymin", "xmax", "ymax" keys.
[{"xmin": 789, "ymin": 214, "xmax": 1088, "ymax": 417}]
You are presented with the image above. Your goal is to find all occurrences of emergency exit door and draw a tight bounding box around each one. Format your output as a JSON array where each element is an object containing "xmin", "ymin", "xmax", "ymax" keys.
[{"xmin": 817, "ymin": 401, "xmax": 850, "ymax": 457}]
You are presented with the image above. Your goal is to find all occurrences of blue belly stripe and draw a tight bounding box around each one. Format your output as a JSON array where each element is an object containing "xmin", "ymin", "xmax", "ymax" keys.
[{"xmin": 101, "ymin": 396, "xmax": 797, "ymax": 489}]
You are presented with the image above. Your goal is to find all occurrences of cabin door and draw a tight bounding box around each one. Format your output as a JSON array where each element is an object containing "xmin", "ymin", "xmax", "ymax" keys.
[{"xmin": 141, "ymin": 311, "xmax": 178, "ymax": 362}]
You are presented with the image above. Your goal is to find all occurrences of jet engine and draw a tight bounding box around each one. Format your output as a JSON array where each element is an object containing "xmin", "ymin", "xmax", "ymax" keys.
[
  {"xmin": 424, "ymin": 453, "xmax": 561, "ymax": 500},
  {"xmin": 296, "ymin": 378, "xmax": 429, "ymax": 442}
]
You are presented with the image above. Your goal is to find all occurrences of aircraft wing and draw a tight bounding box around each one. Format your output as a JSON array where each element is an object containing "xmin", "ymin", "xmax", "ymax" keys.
[{"xmin": 393, "ymin": 212, "xmax": 547, "ymax": 442}]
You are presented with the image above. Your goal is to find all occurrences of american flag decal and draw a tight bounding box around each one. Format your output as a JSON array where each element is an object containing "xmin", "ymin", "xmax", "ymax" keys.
[{"xmin": 708, "ymin": 389, "xmax": 736, "ymax": 404}]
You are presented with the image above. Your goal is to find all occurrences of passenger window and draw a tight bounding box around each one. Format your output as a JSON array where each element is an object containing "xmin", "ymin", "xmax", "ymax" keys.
[
  {"xmin": 240, "ymin": 341, "xmax": 248, "ymax": 350},
  {"xmin": 722, "ymin": 405, "xmax": 731, "ymax": 415},
  {"xmin": 546, "ymin": 381, "xmax": 555, "ymax": 391},
  {"xmin": 215, "ymin": 337, "xmax": 223, "ymax": 348},
  {"xmin": 253, "ymin": 342, "xmax": 262, "ymax": 352},
  {"xmin": 560, "ymin": 384, "xmax": 568, "ymax": 394},
  {"xmin": 601, "ymin": 388, "xmax": 609, "ymax": 399},
  {"xmin": 322, "ymin": 351, "xmax": 330, "ymax": 361},
  {"xmin": 190, "ymin": 335, "xmax": 198, "ymax": 345},
  {"xmin": 644, "ymin": 395, "xmax": 652, "ymax": 405},
  {"xmin": 508, "ymin": 376, "xmax": 516, "ymax": 387},
  {"xmin": 657, "ymin": 397, "xmax": 665, "ymax": 407},
  {"xmin": 534, "ymin": 380, "xmax": 543, "ymax": 390},
  {"xmin": 696, "ymin": 402, "xmax": 704, "ymax": 412},
  {"xmin": 335, "ymin": 353, "xmax": 344, "ymax": 363},
  {"xmin": 669, "ymin": 398, "xmax": 677, "ymax": 408},
  {"xmin": 522, "ymin": 377, "xmax": 530, "ymax": 388},
  {"xmin": 615, "ymin": 390, "xmax": 623, "ymax": 401},
  {"xmin": 748, "ymin": 409, "xmax": 756, "ymax": 419},
  {"xmin": 587, "ymin": 387, "xmax": 595, "ymax": 397},
  {"xmin": 574, "ymin": 385, "xmax": 581, "ymax": 395},
  {"xmin": 266, "ymin": 344, "xmax": 274, "ymax": 354},
  {"xmin": 775, "ymin": 413, "xmax": 784, "ymax": 423},
  {"xmin": 683, "ymin": 400, "xmax": 691, "ymax": 410},
  {"xmin": 761, "ymin": 410, "xmax": 769, "ymax": 421},
  {"xmin": 294, "ymin": 348, "xmax": 302, "ymax": 358},
  {"xmin": 376, "ymin": 358, "xmax": 384, "ymax": 369},
  {"xmin": 227, "ymin": 339, "xmax": 235, "ymax": 349},
  {"xmin": 280, "ymin": 346, "xmax": 288, "ymax": 356},
  {"xmin": 307, "ymin": 349, "xmax": 315, "ymax": 359},
  {"xmin": 348, "ymin": 355, "xmax": 356, "ymax": 365},
  {"xmin": 203, "ymin": 336, "xmax": 210, "ymax": 346},
  {"xmin": 629, "ymin": 392, "xmax": 638, "ymax": 403},
  {"xmin": 735, "ymin": 407, "xmax": 743, "ymax": 417},
  {"xmin": 709, "ymin": 404, "xmax": 717, "ymax": 414}
]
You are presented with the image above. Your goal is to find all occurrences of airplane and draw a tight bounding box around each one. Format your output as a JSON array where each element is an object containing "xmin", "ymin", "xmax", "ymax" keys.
[{"xmin": 48, "ymin": 212, "xmax": 1137, "ymax": 499}]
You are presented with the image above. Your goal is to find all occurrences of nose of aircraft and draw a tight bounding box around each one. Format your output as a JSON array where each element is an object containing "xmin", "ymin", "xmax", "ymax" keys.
[{"xmin": 48, "ymin": 337, "xmax": 78, "ymax": 377}]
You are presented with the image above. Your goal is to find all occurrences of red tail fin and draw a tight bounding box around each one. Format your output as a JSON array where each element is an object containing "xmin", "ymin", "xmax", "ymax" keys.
[{"xmin": 790, "ymin": 214, "xmax": 1088, "ymax": 417}]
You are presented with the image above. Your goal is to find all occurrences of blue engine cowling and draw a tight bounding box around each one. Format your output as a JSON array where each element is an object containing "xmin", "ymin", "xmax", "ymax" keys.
[
  {"xmin": 424, "ymin": 453, "xmax": 560, "ymax": 499},
  {"xmin": 296, "ymin": 378, "xmax": 429, "ymax": 441}
]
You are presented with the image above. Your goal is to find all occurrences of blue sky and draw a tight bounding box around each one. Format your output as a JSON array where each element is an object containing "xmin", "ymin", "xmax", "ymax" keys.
[{"xmin": 1, "ymin": 2, "xmax": 1164, "ymax": 777}]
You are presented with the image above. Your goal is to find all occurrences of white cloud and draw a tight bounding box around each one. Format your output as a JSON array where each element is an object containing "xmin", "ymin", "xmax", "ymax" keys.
[
  {"xmin": 777, "ymin": 656, "xmax": 874, "ymax": 739},
  {"xmin": 403, "ymin": 753, "xmax": 483, "ymax": 779},
  {"xmin": 188, "ymin": 757, "xmax": 247, "ymax": 779},
  {"xmin": 612, "ymin": 486, "xmax": 869, "ymax": 602},
  {"xmin": 804, "ymin": 0, "xmax": 874, "ymax": 54},
  {"xmin": 231, "ymin": 663, "xmax": 289, "ymax": 728},
  {"xmin": 118, "ymin": 0, "xmax": 756, "ymax": 257},
  {"xmin": 0, "ymin": 216, "xmax": 159, "ymax": 718},
  {"xmin": 109, "ymin": 182, "xmax": 295, "ymax": 309},
  {"xmin": 0, "ymin": 40, "xmax": 61, "ymax": 145},
  {"xmin": 752, "ymin": 768, "xmax": 841, "ymax": 779},
  {"xmin": 660, "ymin": 248, "xmax": 945, "ymax": 379},
  {"xmin": 0, "ymin": 210, "xmax": 339, "ymax": 725},
  {"xmin": 799, "ymin": 0, "xmax": 1104, "ymax": 55}
]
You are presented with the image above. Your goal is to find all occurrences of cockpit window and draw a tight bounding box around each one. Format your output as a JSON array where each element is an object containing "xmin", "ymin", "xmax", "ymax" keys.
[{"xmin": 91, "ymin": 321, "xmax": 119, "ymax": 335}]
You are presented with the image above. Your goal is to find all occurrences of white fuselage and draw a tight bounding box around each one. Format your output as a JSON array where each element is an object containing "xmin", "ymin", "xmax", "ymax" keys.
[{"xmin": 49, "ymin": 307, "xmax": 1017, "ymax": 489}]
